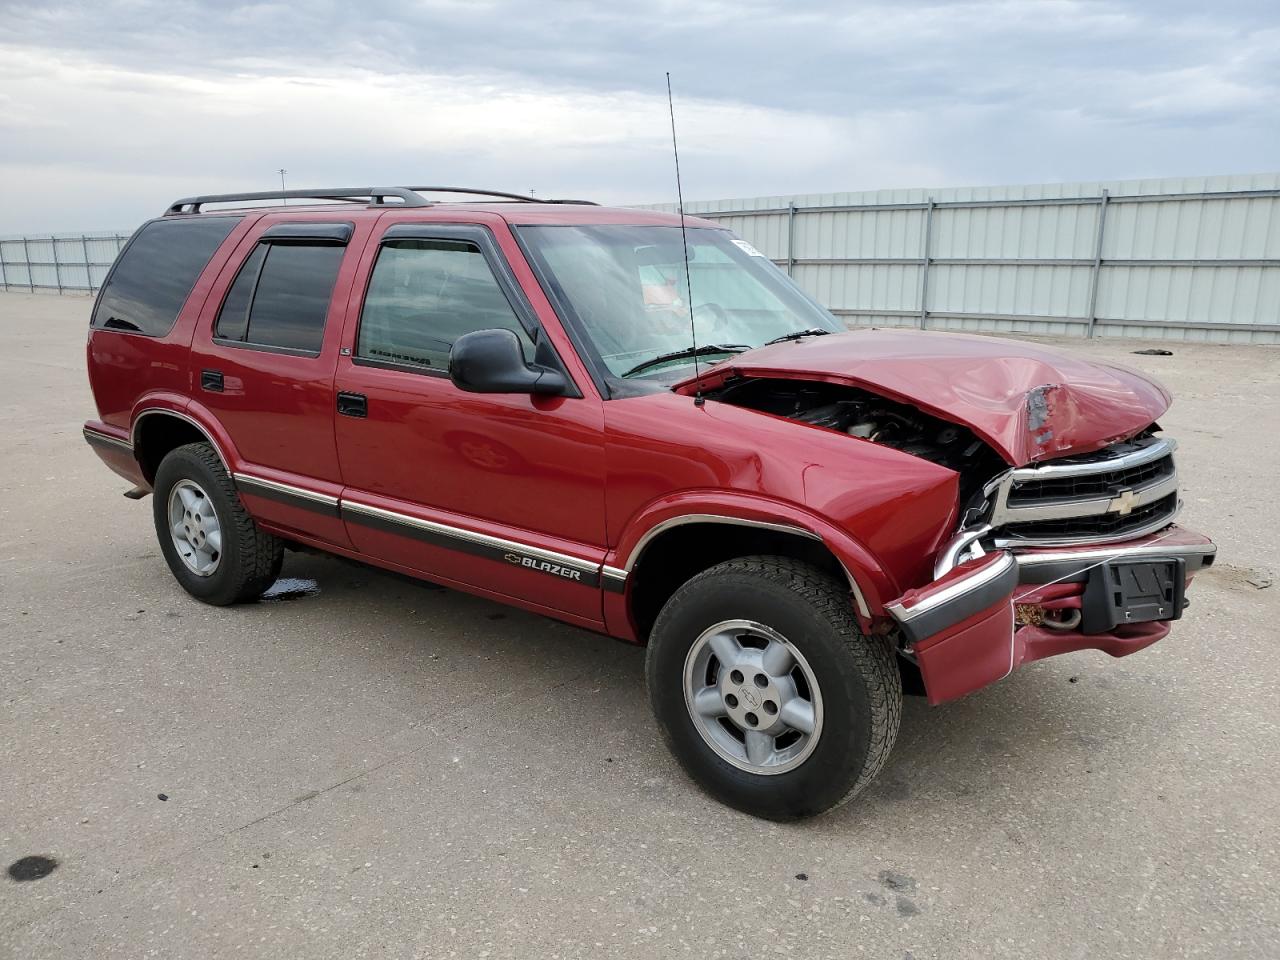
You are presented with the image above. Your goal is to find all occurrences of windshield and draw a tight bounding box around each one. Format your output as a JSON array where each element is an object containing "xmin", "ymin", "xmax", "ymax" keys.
[{"xmin": 518, "ymin": 225, "xmax": 841, "ymax": 382}]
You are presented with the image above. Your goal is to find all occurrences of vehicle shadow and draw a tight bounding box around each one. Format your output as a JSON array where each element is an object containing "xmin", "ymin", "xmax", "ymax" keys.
[{"xmin": 252, "ymin": 550, "xmax": 1137, "ymax": 829}]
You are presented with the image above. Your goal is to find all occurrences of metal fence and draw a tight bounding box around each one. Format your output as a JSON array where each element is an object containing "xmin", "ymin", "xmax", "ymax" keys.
[
  {"xmin": 6, "ymin": 175, "xmax": 1280, "ymax": 343},
  {"xmin": 0, "ymin": 232, "xmax": 129, "ymax": 295},
  {"xmin": 646, "ymin": 173, "xmax": 1280, "ymax": 344}
]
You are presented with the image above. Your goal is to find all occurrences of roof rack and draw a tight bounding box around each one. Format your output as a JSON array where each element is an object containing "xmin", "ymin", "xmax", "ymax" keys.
[{"xmin": 164, "ymin": 186, "xmax": 597, "ymax": 215}]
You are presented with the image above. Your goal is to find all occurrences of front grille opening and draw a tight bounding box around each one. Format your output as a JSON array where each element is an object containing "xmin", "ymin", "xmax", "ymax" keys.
[
  {"xmin": 1008, "ymin": 455, "xmax": 1174, "ymax": 505},
  {"xmin": 1004, "ymin": 491, "xmax": 1178, "ymax": 541}
]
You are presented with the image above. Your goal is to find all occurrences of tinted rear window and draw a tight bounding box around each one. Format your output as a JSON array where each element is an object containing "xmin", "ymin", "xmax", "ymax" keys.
[{"xmin": 92, "ymin": 217, "xmax": 240, "ymax": 336}]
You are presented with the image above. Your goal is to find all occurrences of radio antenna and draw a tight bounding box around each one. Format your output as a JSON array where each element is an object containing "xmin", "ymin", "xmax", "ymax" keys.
[{"xmin": 666, "ymin": 72, "xmax": 704, "ymax": 406}]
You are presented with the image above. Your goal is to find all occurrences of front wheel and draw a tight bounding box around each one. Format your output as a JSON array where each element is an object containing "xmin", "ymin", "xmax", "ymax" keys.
[
  {"xmin": 152, "ymin": 442, "xmax": 284, "ymax": 605},
  {"xmin": 645, "ymin": 556, "xmax": 902, "ymax": 819}
]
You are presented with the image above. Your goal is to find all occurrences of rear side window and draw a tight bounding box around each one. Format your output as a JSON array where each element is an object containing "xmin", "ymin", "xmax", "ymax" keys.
[
  {"xmin": 92, "ymin": 217, "xmax": 240, "ymax": 336},
  {"xmin": 356, "ymin": 239, "xmax": 532, "ymax": 371},
  {"xmin": 215, "ymin": 241, "xmax": 344, "ymax": 353}
]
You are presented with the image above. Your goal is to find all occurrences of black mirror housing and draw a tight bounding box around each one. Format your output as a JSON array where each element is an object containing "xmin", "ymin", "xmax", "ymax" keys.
[{"xmin": 449, "ymin": 329, "xmax": 568, "ymax": 396}]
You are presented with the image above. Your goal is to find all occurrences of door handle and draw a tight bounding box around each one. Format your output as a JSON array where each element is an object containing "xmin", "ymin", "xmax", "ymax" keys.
[
  {"xmin": 337, "ymin": 391, "xmax": 368, "ymax": 418},
  {"xmin": 201, "ymin": 369, "xmax": 224, "ymax": 392}
]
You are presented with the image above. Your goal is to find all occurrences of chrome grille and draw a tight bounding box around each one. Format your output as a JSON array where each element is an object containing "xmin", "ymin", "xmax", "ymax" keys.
[
  {"xmin": 1005, "ymin": 454, "xmax": 1174, "ymax": 506},
  {"xmin": 990, "ymin": 436, "xmax": 1180, "ymax": 546}
]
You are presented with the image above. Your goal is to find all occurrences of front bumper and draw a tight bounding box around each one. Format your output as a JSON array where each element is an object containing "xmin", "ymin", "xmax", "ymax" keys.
[{"xmin": 887, "ymin": 524, "xmax": 1216, "ymax": 705}]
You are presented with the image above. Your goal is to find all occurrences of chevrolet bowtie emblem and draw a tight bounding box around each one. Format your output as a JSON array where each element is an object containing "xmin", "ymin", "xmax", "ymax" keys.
[{"xmin": 1108, "ymin": 489, "xmax": 1137, "ymax": 516}]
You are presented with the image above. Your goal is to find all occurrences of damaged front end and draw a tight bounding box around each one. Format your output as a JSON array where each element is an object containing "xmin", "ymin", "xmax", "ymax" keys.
[
  {"xmin": 892, "ymin": 433, "xmax": 1215, "ymax": 705},
  {"xmin": 699, "ymin": 359, "xmax": 1215, "ymax": 705}
]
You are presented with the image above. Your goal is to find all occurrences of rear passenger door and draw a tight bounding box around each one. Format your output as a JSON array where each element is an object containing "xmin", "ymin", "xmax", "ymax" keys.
[
  {"xmin": 332, "ymin": 222, "xmax": 607, "ymax": 622},
  {"xmin": 191, "ymin": 217, "xmax": 370, "ymax": 547}
]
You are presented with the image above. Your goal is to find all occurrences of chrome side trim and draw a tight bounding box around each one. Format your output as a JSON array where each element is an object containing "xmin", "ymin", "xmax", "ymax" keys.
[
  {"xmin": 82, "ymin": 426, "xmax": 135, "ymax": 453},
  {"xmin": 887, "ymin": 551, "xmax": 1016, "ymax": 623},
  {"xmin": 130, "ymin": 408, "xmax": 232, "ymax": 474},
  {"xmin": 601, "ymin": 565, "xmax": 629, "ymax": 583},
  {"xmin": 341, "ymin": 500, "xmax": 600, "ymax": 575},
  {"xmin": 1009, "ymin": 437, "xmax": 1176, "ymax": 481},
  {"xmin": 233, "ymin": 473, "xmax": 340, "ymax": 508}
]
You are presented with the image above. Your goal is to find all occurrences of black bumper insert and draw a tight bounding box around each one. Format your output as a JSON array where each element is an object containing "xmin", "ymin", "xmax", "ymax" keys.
[{"xmin": 1081, "ymin": 557, "xmax": 1186, "ymax": 633}]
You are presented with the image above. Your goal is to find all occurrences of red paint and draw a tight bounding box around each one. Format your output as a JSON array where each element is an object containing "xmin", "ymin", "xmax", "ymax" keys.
[
  {"xmin": 600, "ymin": 391, "xmax": 961, "ymax": 600},
  {"xmin": 678, "ymin": 329, "xmax": 1172, "ymax": 465},
  {"xmin": 1014, "ymin": 620, "xmax": 1168, "ymax": 665},
  {"xmin": 915, "ymin": 604, "xmax": 1017, "ymax": 706},
  {"xmin": 84, "ymin": 199, "xmax": 1213, "ymax": 706}
]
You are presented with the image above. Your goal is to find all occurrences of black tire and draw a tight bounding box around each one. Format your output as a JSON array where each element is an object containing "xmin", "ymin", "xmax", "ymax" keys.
[
  {"xmin": 152, "ymin": 442, "xmax": 284, "ymax": 605},
  {"xmin": 645, "ymin": 556, "xmax": 902, "ymax": 820}
]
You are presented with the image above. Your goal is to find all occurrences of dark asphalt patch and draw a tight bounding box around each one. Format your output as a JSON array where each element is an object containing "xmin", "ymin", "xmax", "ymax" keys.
[{"xmin": 8, "ymin": 856, "xmax": 58, "ymax": 881}]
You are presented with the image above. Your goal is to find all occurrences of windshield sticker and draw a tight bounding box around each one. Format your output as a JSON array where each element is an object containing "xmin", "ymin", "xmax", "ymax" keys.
[{"xmin": 730, "ymin": 237, "xmax": 767, "ymax": 258}]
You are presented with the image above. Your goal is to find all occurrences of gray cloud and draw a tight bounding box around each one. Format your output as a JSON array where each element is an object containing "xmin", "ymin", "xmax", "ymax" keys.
[{"xmin": 1, "ymin": 1, "xmax": 1277, "ymax": 232}]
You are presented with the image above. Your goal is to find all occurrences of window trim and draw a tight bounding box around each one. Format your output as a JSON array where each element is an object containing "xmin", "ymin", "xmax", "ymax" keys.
[
  {"xmin": 260, "ymin": 221, "xmax": 353, "ymax": 243},
  {"xmin": 213, "ymin": 242, "xmax": 267, "ymax": 343},
  {"xmin": 211, "ymin": 336, "xmax": 322, "ymax": 359},
  {"xmin": 351, "ymin": 223, "xmax": 579, "ymax": 396}
]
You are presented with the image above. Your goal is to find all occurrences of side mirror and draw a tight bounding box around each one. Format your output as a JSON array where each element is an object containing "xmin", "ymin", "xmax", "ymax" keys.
[{"xmin": 449, "ymin": 329, "xmax": 568, "ymax": 396}]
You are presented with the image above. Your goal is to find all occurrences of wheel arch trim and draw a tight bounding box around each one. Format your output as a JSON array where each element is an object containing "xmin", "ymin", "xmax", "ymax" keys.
[
  {"xmin": 616, "ymin": 507, "xmax": 889, "ymax": 619},
  {"xmin": 130, "ymin": 407, "xmax": 234, "ymax": 476}
]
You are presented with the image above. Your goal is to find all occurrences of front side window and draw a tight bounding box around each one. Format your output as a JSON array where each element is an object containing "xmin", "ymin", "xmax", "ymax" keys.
[
  {"xmin": 518, "ymin": 225, "xmax": 840, "ymax": 383},
  {"xmin": 92, "ymin": 216, "xmax": 240, "ymax": 336},
  {"xmin": 356, "ymin": 239, "xmax": 532, "ymax": 371},
  {"xmin": 214, "ymin": 241, "xmax": 343, "ymax": 353}
]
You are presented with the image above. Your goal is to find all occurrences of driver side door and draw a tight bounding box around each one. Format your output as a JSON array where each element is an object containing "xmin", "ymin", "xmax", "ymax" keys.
[{"xmin": 332, "ymin": 222, "xmax": 608, "ymax": 623}]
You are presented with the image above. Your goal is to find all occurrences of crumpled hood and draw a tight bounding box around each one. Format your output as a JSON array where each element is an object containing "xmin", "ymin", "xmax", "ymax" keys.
[{"xmin": 680, "ymin": 329, "xmax": 1172, "ymax": 465}]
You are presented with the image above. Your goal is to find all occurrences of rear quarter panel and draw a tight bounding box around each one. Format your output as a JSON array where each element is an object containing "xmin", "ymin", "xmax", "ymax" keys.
[{"xmin": 86, "ymin": 216, "xmax": 261, "ymax": 429}]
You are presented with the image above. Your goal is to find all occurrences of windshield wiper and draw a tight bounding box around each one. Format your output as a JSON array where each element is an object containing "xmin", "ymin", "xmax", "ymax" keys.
[
  {"xmin": 764, "ymin": 328, "xmax": 832, "ymax": 346},
  {"xmin": 622, "ymin": 343, "xmax": 752, "ymax": 378}
]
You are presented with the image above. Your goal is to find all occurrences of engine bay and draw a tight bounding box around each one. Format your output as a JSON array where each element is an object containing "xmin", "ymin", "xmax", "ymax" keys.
[{"xmin": 706, "ymin": 377, "xmax": 1007, "ymax": 506}]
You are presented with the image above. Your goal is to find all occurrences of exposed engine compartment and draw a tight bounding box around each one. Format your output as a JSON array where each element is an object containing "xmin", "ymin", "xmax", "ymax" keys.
[{"xmin": 707, "ymin": 377, "xmax": 1007, "ymax": 506}]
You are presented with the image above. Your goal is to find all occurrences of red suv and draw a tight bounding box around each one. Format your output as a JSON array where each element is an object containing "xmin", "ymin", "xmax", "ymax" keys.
[{"xmin": 84, "ymin": 186, "xmax": 1216, "ymax": 819}]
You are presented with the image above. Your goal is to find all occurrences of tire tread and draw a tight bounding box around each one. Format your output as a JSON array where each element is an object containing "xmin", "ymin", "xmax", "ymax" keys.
[
  {"xmin": 646, "ymin": 555, "xmax": 902, "ymax": 818},
  {"xmin": 154, "ymin": 442, "xmax": 283, "ymax": 604}
]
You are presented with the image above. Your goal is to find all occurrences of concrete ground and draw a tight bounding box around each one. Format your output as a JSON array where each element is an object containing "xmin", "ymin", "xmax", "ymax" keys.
[{"xmin": 1, "ymin": 290, "xmax": 1276, "ymax": 960}]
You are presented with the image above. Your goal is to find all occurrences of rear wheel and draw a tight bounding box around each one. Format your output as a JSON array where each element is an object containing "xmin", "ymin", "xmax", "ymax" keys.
[
  {"xmin": 645, "ymin": 556, "xmax": 901, "ymax": 819},
  {"xmin": 152, "ymin": 442, "xmax": 283, "ymax": 605}
]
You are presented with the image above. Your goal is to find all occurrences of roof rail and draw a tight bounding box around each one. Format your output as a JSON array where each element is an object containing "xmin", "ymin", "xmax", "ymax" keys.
[
  {"xmin": 165, "ymin": 187, "xmax": 429, "ymax": 215},
  {"xmin": 403, "ymin": 186, "xmax": 598, "ymax": 205},
  {"xmin": 165, "ymin": 185, "xmax": 598, "ymax": 215}
]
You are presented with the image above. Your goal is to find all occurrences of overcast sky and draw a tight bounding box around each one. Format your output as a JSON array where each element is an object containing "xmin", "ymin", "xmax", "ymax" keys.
[{"xmin": 1, "ymin": 0, "xmax": 1277, "ymax": 232}]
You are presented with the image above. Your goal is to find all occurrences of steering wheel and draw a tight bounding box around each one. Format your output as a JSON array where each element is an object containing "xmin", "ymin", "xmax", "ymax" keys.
[{"xmin": 692, "ymin": 302, "xmax": 731, "ymax": 339}]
